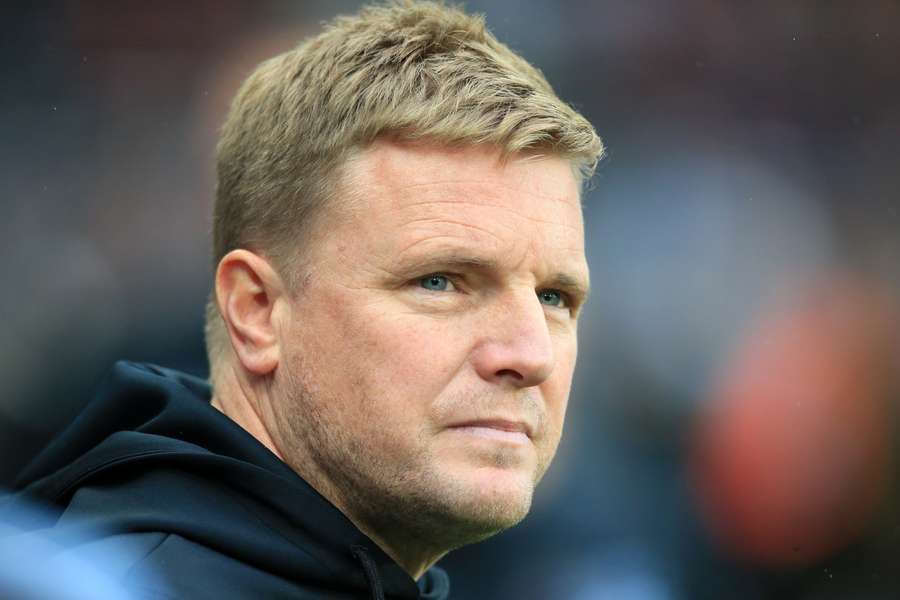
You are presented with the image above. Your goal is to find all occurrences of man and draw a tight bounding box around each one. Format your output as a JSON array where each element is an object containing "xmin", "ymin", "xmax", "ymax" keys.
[{"xmin": 3, "ymin": 1, "xmax": 602, "ymax": 598}]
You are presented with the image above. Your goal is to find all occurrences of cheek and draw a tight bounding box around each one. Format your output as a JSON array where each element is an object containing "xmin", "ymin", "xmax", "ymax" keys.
[
  {"xmin": 361, "ymin": 316, "xmax": 467, "ymax": 402},
  {"xmin": 311, "ymin": 293, "xmax": 468, "ymax": 414},
  {"xmin": 544, "ymin": 337, "xmax": 578, "ymax": 428}
]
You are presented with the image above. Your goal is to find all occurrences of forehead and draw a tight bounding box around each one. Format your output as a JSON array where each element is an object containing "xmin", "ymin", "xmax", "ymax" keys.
[
  {"xmin": 344, "ymin": 140, "xmax": 582, "ymax": 232},
  {"xmin": 355, "ymin": 139, "xmax": 580, "ymax": 196},
  {"xmin": 328, "ymin": 139, "xmax": 588, "ymax": 281}
]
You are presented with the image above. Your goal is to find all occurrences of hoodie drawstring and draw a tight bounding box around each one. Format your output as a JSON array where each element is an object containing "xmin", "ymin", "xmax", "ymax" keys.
[{"xmin": 351, "ymin": 545, "xmax": 385, "ymax": 600}]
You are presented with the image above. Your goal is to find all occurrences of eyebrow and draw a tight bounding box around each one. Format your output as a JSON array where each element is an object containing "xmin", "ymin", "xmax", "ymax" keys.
[
  {"xmin": 399, "ymin": 252, "xmax": 591, "ymax": 303},
  {"xmin": 547, "ymin": 272, "xmax": 591, "ymax": 303}
]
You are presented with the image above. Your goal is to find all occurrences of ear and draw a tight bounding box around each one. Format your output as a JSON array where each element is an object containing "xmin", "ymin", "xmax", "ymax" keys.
[{"xmin": 214, "ymin": 249, "xmax": 288, "ymax": 376}]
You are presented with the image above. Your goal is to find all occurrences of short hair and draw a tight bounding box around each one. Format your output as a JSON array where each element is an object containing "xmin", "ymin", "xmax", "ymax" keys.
[{"xmin": 205, "ymin": 0, "xmax": 604, "ymax": 383}]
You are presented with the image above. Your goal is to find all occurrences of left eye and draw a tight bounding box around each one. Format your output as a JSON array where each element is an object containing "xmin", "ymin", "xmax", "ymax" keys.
[
  {"xmin": 420, "ymin": 274, "xmax": 453, "ymax": 291},
  {"xmin": 537, "ymin": 289, "xmax": 566, "ymax": 307}
]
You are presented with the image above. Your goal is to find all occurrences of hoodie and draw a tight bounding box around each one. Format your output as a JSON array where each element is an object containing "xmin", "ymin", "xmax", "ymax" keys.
[{"xmin": 2, "ymin": 361, "xmax": 450, "ymax": 600}]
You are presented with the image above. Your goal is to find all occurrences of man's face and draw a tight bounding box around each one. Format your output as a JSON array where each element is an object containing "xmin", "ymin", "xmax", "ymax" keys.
[{"xmin": 271, "ymin": 140, "xmax": 588, "ymax": 545}]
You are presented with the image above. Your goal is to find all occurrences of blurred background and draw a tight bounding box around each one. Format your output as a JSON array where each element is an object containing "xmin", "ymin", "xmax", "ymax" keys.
[{"xmin": 2, "ymin": 1, "xmax": 899, "ymax": 598}]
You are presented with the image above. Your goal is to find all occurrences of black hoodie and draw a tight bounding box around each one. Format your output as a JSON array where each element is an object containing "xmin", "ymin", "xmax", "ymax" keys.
[{"xmin": 2, "ymin": 361, "xmax": 450, "ymax": 599}]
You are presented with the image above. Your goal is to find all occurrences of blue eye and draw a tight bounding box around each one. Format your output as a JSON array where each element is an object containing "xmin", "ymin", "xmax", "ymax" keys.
[
  {"xmin": 537, "ymin": 289, "xmax": 565, "ymax": 307},
  {"xmin": 420, "ymin": 274, "xmax": 450, "ymax": 291}
]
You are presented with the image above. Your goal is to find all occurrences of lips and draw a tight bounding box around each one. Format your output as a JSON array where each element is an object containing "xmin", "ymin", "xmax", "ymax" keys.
[{"xmin": 447, "ymin": 418, "xmax": 534, "ymax": 440}]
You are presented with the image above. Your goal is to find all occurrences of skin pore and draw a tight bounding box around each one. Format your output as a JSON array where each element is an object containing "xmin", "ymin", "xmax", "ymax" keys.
[{"xmin": 211, "ymin": 139, "xmax": 589, "ymax": 579}]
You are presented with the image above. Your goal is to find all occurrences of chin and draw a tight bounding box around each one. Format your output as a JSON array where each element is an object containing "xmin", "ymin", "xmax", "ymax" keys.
[
  {"xmin": 439, "ymin": 466, "xmax": 536, "ymax": 538},
  {"xmin": 444, "ymin": 497, "xmax": 532, "ymax": 546}
]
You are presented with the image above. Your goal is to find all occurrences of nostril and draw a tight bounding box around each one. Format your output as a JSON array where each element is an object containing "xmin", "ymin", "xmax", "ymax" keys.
[{"xmin": 495, "ymin": 369, "xmax": 523, "ymax": 380}]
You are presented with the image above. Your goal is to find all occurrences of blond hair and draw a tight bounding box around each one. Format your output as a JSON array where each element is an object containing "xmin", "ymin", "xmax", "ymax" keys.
[{"xmin": 205, "ymin": 0, "xmax": 604, "ymax": 383}]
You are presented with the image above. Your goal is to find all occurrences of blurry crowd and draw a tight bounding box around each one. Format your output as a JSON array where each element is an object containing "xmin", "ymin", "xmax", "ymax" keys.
[{"xmin": 3, "ymin": 2, "xmax": 899, "ymax": 598}]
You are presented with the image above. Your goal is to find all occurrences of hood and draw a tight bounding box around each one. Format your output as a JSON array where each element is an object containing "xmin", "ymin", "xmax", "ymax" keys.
[{"xmin": 7, "ymin": 361, "xmax": 449, "ymax": 600}]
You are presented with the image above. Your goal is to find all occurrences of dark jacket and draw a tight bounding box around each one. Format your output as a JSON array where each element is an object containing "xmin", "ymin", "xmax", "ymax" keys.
[{"xmin": 1, "ymin": 362, "xmax": 450, "ymax": 599}]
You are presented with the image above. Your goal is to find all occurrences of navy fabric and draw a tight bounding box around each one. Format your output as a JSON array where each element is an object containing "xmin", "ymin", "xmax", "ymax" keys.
[{"xmin": 2, "ymin": 362, "xmax": 450, "ymax": 600}]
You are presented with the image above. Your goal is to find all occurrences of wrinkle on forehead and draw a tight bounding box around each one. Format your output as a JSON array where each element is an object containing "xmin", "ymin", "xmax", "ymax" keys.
[
  {"xmin": 353, "ymin": 138, "xmax": 581, "ymax": 201},
  {"xmin": 395, "ymin": 219, "xmax": 510, "ymax": 256},
  {"xmin": 329, "ymin": 139, "xmax": 587, "ymax": 282},
  {"xmin": 391, "ymin": 213, "xmax": 585, "ymax": 262},
  {"xmin": 370, "ymin": 179, "xmax": 581, "ymax": 208},
  {"xmin": 376, "ymin": 186, "xmax": 585, "ymax": 256},
  {"xmin": 390, "ymin": 198, "xmax": 584, "ymax": 236},
  {"xmin": 382, "ymin": 180, "xmax": 582, "ymax": 220}
]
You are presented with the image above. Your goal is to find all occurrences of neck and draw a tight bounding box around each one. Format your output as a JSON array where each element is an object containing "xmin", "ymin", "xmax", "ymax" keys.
[
  {"xmin": 277, "ymin": 450, "xmax": 449, "ymax": 579},
  {"xmin": 210, "ymin": 365, "xmax": 285, "ymax": 462},
  {"xmin": 209, "ymin": 365, "xmax": 447, "ymax": 581},
  {"xmin": 347, "ymin": 514, "xmax": 449, "ymax": 580}
]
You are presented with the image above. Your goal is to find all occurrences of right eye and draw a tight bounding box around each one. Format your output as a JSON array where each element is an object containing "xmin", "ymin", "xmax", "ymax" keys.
[{"xmin": 419, "ymin": 274, "xmax": 454, "ymax": 292}]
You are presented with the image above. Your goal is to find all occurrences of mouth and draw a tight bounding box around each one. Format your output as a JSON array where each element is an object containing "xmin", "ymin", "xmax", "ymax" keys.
[{"xmin": 447, "ymin": 419, "xmax": 534, "ymax": 443}]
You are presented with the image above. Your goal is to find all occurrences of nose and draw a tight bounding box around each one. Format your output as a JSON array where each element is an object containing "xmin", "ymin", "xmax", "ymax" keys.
[{"xmin": 471, "ymin": 289, "xmax": 556, "ymax": 388}]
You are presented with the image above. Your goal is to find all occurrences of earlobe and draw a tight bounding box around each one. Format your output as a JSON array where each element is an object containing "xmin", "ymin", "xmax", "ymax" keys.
[{"xmin": 215, "ymin": 249, "xmax": 286, "ymax": 376}]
